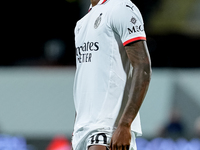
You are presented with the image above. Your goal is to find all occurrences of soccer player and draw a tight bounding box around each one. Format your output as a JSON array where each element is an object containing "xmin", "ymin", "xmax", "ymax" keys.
[{"xmin": 72, "ymin": 0, "xmax": 151, "ymax": 149}]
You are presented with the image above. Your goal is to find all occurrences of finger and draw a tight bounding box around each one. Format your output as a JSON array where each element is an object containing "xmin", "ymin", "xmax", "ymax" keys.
[
  {"xmin": 122, "ymin": 145, "xmax": 124, "ymax": 150},
  {"xmin": 117, "ymin": 145, "xmax": 122, "ymax": 150},
  {"xmin": 109, "ymin": 141, "xmax": 112, "ymax": 150},
  {"xmin": 112, "ymin": 143, "xmax": 118, "ymax": 150},
  {"xmin": 125, "ymin": 145, "xmax": 130, "ymax": 150},
  {"xmin": 113, "ymin": 143, "xmax": 116, "ymax": 150},
  {"xmin": 121, "ymin": 145, "xmax": 126, "ymax": 150}
]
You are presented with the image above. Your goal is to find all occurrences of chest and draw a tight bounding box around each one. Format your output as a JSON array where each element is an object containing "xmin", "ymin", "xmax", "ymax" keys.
[{"xmin": 75, "ymin": 7, "xmax": 111, "ymax": 44}]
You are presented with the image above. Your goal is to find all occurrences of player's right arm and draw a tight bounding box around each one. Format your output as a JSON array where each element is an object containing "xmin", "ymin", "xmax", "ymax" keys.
[
  {"xmin": 120, "ymin": 40, "xmax": 151, "ymax": 127},
  {"xmin": 109, "ymin": 2, "xmax": 151, "ymax": 150},
  {"xmin": 110, "ymin": 41, "xmax": 151, "ymax": 150}
]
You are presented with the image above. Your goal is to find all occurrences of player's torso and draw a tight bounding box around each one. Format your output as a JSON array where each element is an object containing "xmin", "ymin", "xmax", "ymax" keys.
[{"xmin": 73, "ymin": 0, "xmax": 126, "ymax": 125}]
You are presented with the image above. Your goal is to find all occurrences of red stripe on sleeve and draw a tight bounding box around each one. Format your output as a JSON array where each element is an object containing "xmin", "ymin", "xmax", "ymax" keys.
[
  {"xmin": 101, "ymin": 0, "xmax": 107, "ymax": 4},
  {"xmin": 123, "ymin": 37, "xmax": 146, "ymax": 46}
]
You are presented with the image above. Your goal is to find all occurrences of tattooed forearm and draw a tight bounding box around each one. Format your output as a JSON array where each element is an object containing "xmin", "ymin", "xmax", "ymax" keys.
[{"xmin": 118, "ymin": 41, "xmax": 151, "ymax": 127}]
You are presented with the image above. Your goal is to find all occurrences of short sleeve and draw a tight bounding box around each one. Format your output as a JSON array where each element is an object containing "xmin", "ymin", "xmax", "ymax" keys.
[{"xmin": 109, "ymin": 2, "xmax": 146, "ymax": 46}]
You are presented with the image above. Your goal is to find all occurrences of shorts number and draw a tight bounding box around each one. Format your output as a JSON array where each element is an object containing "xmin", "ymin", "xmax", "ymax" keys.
[{"xmin": 91, "ymin": 133, "xmax": 107, "ymax": 144}]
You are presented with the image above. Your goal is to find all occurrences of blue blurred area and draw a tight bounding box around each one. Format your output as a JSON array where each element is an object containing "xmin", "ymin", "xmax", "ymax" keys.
[
  {"xmin": 136, "ymin": 137, "xmax": 200, "ymax": 150},
  {"xmin": 1, "ymin": 134, "xmax": 199, "ymax": 150},
  {"xmin": 0, "ymin": 134, "xmax": 28, "ymax": 150}
]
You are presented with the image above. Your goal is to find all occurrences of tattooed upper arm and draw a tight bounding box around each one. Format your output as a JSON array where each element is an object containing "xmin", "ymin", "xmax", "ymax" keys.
[
  {"xmin": 125, "ymin": 40, "xmax": 152, "ymax": 82},
  {"xmin": 116, "ymin": 40, "xmax": 151, "ymax": 128},
  {"xmin": 125, "ymin": 41, "xmax": 151, "ymax": 68}
]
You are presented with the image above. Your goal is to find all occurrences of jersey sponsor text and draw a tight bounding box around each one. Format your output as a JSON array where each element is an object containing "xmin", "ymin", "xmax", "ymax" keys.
[{"xmin": 76, "ymin": 41, "xmax": 99, "ymax": 63}]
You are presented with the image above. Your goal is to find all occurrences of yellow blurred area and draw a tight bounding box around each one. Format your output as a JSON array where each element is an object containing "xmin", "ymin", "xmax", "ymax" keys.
[{"xmin": 147, "ymin": 0, "xmax": 200, "ymax": 35}]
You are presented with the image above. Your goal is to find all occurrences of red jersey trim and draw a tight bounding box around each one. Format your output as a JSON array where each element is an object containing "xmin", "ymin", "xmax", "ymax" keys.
[
  {"xmin": 123, "ymin": 37, "xmax": 146, "ymax": 46},
  {"xmin": 101, "ymin": 0, "xmax": 107, "ymax": 4}
]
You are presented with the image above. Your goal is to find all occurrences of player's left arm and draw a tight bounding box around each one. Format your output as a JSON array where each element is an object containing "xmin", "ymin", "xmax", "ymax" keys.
[{"xmin": 110, "ymin": 40, "xmax": 151, "ymax": 150}]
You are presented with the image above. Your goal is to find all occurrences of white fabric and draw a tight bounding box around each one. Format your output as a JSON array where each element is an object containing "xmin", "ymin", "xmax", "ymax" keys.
[{"xmin": 73, "ymin": 0, "xmax": 146, "ymax": 139}]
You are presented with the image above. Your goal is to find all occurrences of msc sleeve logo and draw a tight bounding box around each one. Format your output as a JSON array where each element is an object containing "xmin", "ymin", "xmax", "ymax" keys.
[{"xmin": 127, "ymin": 17, "xmax": 144, "ymax": 34}]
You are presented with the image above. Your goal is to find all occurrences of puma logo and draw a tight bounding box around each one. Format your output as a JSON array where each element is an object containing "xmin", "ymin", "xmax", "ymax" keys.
[{"xmin": 126, "ymin": 5, "xmax": 134, "ymax": 11}]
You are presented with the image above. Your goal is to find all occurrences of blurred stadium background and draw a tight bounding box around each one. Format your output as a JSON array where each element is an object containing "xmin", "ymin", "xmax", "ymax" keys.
[{"xmin": 1, "ymin": 0, "xmax": 200, "ymax": 149}]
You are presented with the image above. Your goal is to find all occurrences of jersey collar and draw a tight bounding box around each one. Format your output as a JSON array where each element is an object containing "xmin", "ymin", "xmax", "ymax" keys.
[{"xmin": 88, "ymin": 0, "xmax": 108, "ymax": 12}]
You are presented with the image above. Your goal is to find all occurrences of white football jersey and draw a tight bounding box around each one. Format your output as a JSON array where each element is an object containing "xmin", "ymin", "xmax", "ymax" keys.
[{"xmin": 73, "ymin": 0, "xmax": 146, "ymax": 136}]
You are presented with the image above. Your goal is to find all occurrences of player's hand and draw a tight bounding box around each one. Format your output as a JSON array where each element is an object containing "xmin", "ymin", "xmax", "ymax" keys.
[{"xmin": 110, "ymin": 125, "xmax": 131, "ymax": 150}]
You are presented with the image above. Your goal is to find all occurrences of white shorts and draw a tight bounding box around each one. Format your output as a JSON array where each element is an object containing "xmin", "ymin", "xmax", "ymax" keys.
[{"xmin": 72, "ymin": 127, "xmax": 137, "ymax": 150}]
